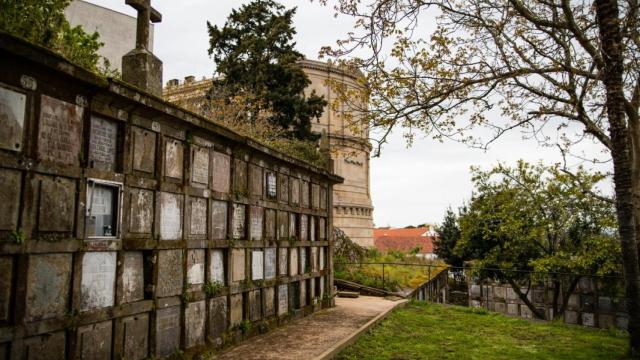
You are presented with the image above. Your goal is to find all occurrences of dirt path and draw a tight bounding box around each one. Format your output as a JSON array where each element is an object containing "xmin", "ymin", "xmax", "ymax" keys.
[{"xmin": 211, "ymin": 296, "xmax": 405, "ymax": 360}]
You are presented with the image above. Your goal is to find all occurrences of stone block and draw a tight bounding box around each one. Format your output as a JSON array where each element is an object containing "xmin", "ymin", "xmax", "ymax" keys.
[
  {"xmin": 233, "ymin": 158, "xmax": 248, "ymax": 194},
  {"xmin": 208, "ymin": 296, "xmax": 227, "ymax": 344},
  {"xmin": 156, "ymin": 250, "xmax": 183, "ymax": 297},
  {"xmin": 249, "ymin": 206, "xmax": 263, "ymax": 241},
  {"xmin": 249, "ymin": 164, "xmax": 262, "ymax": 196},
  {"xmin": 0, "ymin": 168, "xmax": 20, "ymax": 231},
  {"xmin": 265, "ymin": 171, "xmax": 277, "ymax": 199},
  {"xmin": 319, "ymin": 248, "xmax": 325, "ymax": 270},
  {"xmin": 493, "ymin": 287, "xmax": 506, "ymax": 300},
  {"xmin": 211, "ymin": 200, "xmax": 228, "ymax": 240},
  {"xmin": 290, "ymin": 177, "xmax": 300, "ymax": 205},
  {"xmin": 300, "ymin": 280, "xmax": 307, "ymax": 307},
  {"xmin": 578, "ymin": 277, "xmax": 595, "ymax": 293},
  {"xmin": 278, "ymin": 248, "xmax": 288, "ymax": 276},
  {"xmin": 80, "ymin": 251, "xmax": 116, "ymax": 311},
  {"xmin": 319, "ymin": 218, "xmax": 326, "ymax": 240},
  {"xmin": 36, "ymin": 175, "xmax": 76, "ymax": 232},
  {"xmin": 265, "ymin": 248, "xmax": 276, "ymax": 280},
  {"xmin": 289, "ymin": 213, "xmax": 297, "ymax": 239},
  {"xmin": 252, "ymin": 250, "xmax": 264, "ymax": 281},
  {"xmin": 564, "ymin": 310, "xmax": 578, "ymax": 324},
  {"xmin": 189, "ymin": 197, "xmax": 207, "ymax": 237},
  {"xmin": 320, "ymin": 187, "xmax": 327, "ymax": 210},
  {"xmin": 300, "ymin": 247, "xmax": 307, "ymax": 274},
  {"xmin": 88, "ymin": 115, "xmax": 118, "ymax": 171},
  {"xmin": 23, "ymin": 332, "xmax": 66, "ymax": 360},
  {"xmin": 506, "ymin": 303, "xmax": 519, "ymax": 316},
  {"xmin": 77, "ymin": 320, "xmax": 112, "ymax": 360},
  {"xmin": 209, "ymin": 249, "xmax": 225, "ymax": 284},
  {"xmin": 277, "ymin": 284, "xmax": 288, "ymax": 316},
  {"xmin": 122, "ymin": 48, "xmax": 163, "ymax": 96},
  {"xmin": 128, "ymin": 188, "xmax": 153, "ymax": 234},
  {"xmin": 132, "ymin": 126, "xmax": 156, "ymax": 174},
  {"xmin": 155, "ymin": 306, "xmax": 181, "ymax": 357},
  {"xmin": 311, "ymin": 183, "xmax": 320, "ymax": 209},
  {"xmin": 278, "ymin": 174, "xmax": 289, "ymax": 203},
  {"xmin": 582, "ymin": 312, "xmax": 595, "ymax": 327},
  {"xmin": 299, "ymin": 214, "xmax": 308, "ymax": 241},
  {"xmin": 520, "ymin": 306, "xmax": 533, "ymax": 319},
  {"xmin": 191, "ymin": 145, "xmax": 210, "ymax": 186},
  {"xmin": 289, "ymin": 248, "xmax": 299, "ymax": 276},
  {"xmin": 567, "ymin": 294, "xmax": 580, "ymax": 309},
  {"xmin": 121, "ymin": 252, "xmax": 144, "ymax": 303},
  {"xmin": 212, "ymin": 152, "xmax": 230, "ymax": 193},
  {"xmin": 0, "ymin": 257, "xmax": 12, "ymax": 322},
  {"xmin": 265, "ymin": 209, "xmax": 276, "ymax": 240},
  {"xmin": 38, "ymin": 95, "xmax": 83, "ymax": 166},
  {"xmin": 185, "ymin": 300, "xmax": 206, "ymax": 348},
  {"xmin": 494, "ymin": 302, "xmax": 506, "ymax": 314},
  {"xmin": 26, "ymin": 253, "xmax": 72, "ymax": 321},
  {"xmin": 0, "ymin": 85, "xmax": 26, "ymax": 153},
  {"xmin": 582, "ymin": 294, "xmax": 595, "ymax": 311},
  {"xmin": 599, "ymin": 314, "xmax": 614, "ymax": 329},
  {"xmin": 229, "ymin": 293, "xmax": 243, "ymax": 327},
  {"xmin": 319, "ymin": 277, "xmax": 325, "ymax": 299},
  {"xmin": 533, "ymin": 289, "xmax": 545, "ymax": 304},
  {"xmin": 117, "ymin": 313, "xmax": 149, "ymax": 360},
  {"xmin": 310, "ymin": 217, "xmax": 316, "ymax": 242},
  {"xmin": 231, "ymin": 204, "xmax": 246, "ymax": 240},
  {"xmin": 470, "ymin": 300, "xmax": 481, "ymax": 308},
  {"xmin": 187, "ymin": 249, "xmax": 205, "ymax": 289},
  {"xmin": 470, "ymin": 284, "xmax": 481, "ymax": 299},
  {"xmin": 264, "ymin": 287, "xmax": 275, "ymax": 317},
  {"xmin": 164, "ymin": 139, "xmax": 184, "ymax": 179},
  {"xmin": 598, "ymin": 296, "xmax": 613, "ymax": 313},
  {"xmin": 249, "ymin": 290, "xmax": 261, "ymax": 321},
  {"xmin": 506, "ymin": 287, "xmax": 518, "ymax": 302},
  {"xmin": 159, "ymin": 192, "xmax": 183, "ymax": 240},
  {"xmin": 309, "ymin": 247, "xmax": 318, "ymax": 273},
  {"xmin": 277, "ymin": 211, "xmax": 288, "ymax": 240},
  {"xmin": 231, "ymin": 248, "xmax": 246, "ymax": 282},
  {"xmin": 616, "ymin": 315, "xmax": 629, "ymax": 330},
  {"xmin": 301, "ymin": 181, "xmax": 309, "ymax": 208}
]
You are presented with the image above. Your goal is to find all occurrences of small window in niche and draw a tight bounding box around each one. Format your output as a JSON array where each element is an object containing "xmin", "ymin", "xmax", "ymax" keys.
[{"xmin": 85, "ymin": 179, "xmax": 122, "ymax": 238}]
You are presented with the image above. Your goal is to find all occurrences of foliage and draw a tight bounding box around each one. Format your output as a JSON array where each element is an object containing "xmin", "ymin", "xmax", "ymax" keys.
[
  {"xmin": 204, "ymin": 281, "xmax": 224, "ymax": 297},
  {"xmin": 434, "ymin": 208, "xmax": 463, "ymax": 267},
  {"xmin": 335, "ymin": 302, "xmax": 628, "ymax": 360},
  {"xmin": 10, "ymin": 229, "xmax": 25, "ymax": 245},
  {"xmin": 207, "ymin": 0, "xmax": 327, "ymax": 141},
  {"xmin": 333, "ymin": 227, "xmax": 368, "ymax": 264},
  {"xmin": 0, "ymin": 0, "xmax": 116, "ymax": 75}
]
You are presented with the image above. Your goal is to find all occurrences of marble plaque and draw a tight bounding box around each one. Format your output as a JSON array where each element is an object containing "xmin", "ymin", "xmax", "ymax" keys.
[
  {"xmin": 290, "ymin": 177, "xmax": 300, "ymax": 205},
  {"xmin": 249, "ymin": 164, "xmax": 263, "ymax": 196},
  {"xmin": 278, "ymin": 248, "xmax": 288, "ymax": 276},
  {"xmin": 249, "ymin": 289, "xmax": 261, "ymax": 321},
  {"xmin": 277, "ymin": 211, "xmax": 288, "ymax": 240},
  {"xmin": 128, "ymin": 188, "xmax": 153, "ymax": 234},
  {"xmin": 310, "ymin": 247, "xmax": 318, "ymax": 272},
  {"xmin": 265, "ymin": 171, "xmax": 277, "ymax": 199},
  {"xmin": 250, "ymin": 206, "xmax": 263, "ymax": 241},
  {"xmin": 289, "ymin": 213, "xmax": 297, "ymax": 239},
  {"xmin": 299, "ymin": 214, "xmax": 308, "ymax": 241},
  {"xmin": 164, "ymin": 138, "xmax": 184, "ymax": 179},
  {"xmin": 81, "ymin": 252, "xmax": 116, "ymax": 311},
  {"xmin": 89, "ymin": 115, "xmax": 118, "ymax": 171},
  {"xmin": 211, "ymin": 200, "xmax": 228, "ymax": 239},
  {"xmin": 132, "ymin": 127, "xmax": 156, "ymax": 174},
  {"xmin": 234, "ymin": 158, "xmax": 248, "ymax": 194},
  {"xmin": 231, "ymin": 204, "xmax": 246, "ymax": 239},
  {"xmin": 0, "ymin": 85, "xmax": 25, "ymax": 151},
  {"xmin": 252, "ymin": 250, "xmax": 264, "ymax": 280},
  {"xmin": 156, "ymin": 250, "xmax": 183, "ymax": 297},
  {"xmin": 160, "ymin": 192, "xmax": 183, "ymax": 240},
  {"xmin": 37, "ymin": 175, "xmax": 75, "ymax": 232},
  {"xmin": 38, "ymin": 95, "xmax": 83, "ymax": 165},
  {"xmin": 231, "ymin": 248, "xmax": 246, "ymax": 282},
  {"xmin": 300, "ymin": 248, "xmax": 307, "ymax": 274},
  {"xmin": 265, "ymin": 248, "xmax": 276, "ymax": 280},
  {"xmin": 319, "ymin": 218, "xmax": 326, "ymax": 240},
  {"xmin": 209, "ymin": 249, "xmax": 225, "ymax": 284},
  {"xmin": 277, "ymin": 284, "xmax": 288, "ymax": 316},
  {"xmin": 185, "ymin": 300, "xmax": 206, "ymax": 348},
  {"xmin": 319, "ymin": 248, "xmax": 325, "ymax": 270},
  {"xmin": 77, "ymin": 321, "xmax": 112, "ymax": 360},
  {"xmin": 121, "ymin": 252, "xmax": 144, "ymax": 303},
  {"xmin": 212, "ymin": 152, "xmax": 231, "ymax": 193},
  {"xmin": 190, "ymin": 197, "xmax": 207, "ymax": 236},
  {"xmin": 26, "ymin": 253, "xmax": 72, "ymax": 321},
  {"xmin": 191, "ymin": 146, "xmax": 210, "ymax": 186},
  {"xmin": 155, "ymin": 306, "xmax": 181, "ymax": 357},
  {"xmin": 310, "ymin": 216, "xmax": 316, "ymax": 242},
  {"xmin": 320, "ymin": 276, "xmax": 325, "ymax": 299},
  {"xmin": 209, "ymin": 297, "xmax": 228, "ymax": 344},
  {"xmin": 278, "ymin": 174, "xmax": 289, "ymax": 203},
  {"xmin": 301, "ymin": 181, "xmax": 310, "ymax": 207},
  {"xmin": 289, "ymin": 248, "xmax": 299, "ymax": 276},
  {"xmin": 23, "ymin": 332, "xmax": 66, "ymax": 360},
  {"xmin": 0, "ymin": 257, "xmax": 12, "ymax": 321},
  {"xmin": 265, "ymin": 209, "xmax": 276, "ymax": 239},
  {"xmin": 311, "ymin": 184, "xmax": 320, "ymax": 209},
  {"xmin": 187, "ymin": 249, "xmax": 205, "ymax": 287},
  {"xmin": 0, "ymin": 168, "xmax": 21, "ymax": 230},
  {"xmin": 118, "ymin": 313, "xmax": 149, "ymax": 360},
  {"xmin": 229, "ymin": 293, "xmax": 243, "ymax": 327}
]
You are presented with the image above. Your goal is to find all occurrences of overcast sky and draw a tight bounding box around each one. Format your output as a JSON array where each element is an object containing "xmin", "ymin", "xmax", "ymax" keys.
[{"xmin": 84, "ymin": 0, "xmax": 612, "ymax": 228}]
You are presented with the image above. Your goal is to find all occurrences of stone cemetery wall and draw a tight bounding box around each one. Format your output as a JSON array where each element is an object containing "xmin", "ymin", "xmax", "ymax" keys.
[
  {"xmin": 468, "ymin": 277, "xmax": 628, "ymax": 330},
  {"xmin": 0, "ymin": 33, "xmax": 341, "ymax": 359}
]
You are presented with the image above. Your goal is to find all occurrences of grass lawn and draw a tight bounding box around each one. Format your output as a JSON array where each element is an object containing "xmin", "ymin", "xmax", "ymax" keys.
[{"xmin": 336, "ymin": 301, "xmax": 629, "ymax": 360}]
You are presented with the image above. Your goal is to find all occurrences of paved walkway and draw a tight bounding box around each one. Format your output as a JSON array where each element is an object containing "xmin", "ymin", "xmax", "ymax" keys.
[{"xmin": 212, "ymin": 296, "xmax": 406, "ymax": 360}]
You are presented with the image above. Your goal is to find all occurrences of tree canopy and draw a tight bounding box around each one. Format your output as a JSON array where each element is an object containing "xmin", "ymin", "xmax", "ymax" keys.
[{"xmin": 207, "ymin": 0, "xmax": 327, "ymax": 141}]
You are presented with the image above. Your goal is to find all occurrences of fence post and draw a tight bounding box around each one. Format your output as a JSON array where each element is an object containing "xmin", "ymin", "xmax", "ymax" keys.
[{"xmin": 382, "ymin": 263, "xmax": 385, "ymax": 289}]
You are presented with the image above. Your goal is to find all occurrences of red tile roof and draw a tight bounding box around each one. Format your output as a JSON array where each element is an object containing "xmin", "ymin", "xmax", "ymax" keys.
[{"xmin": 373, "ymin": 227, "xmax": 436, "ymax": 254}]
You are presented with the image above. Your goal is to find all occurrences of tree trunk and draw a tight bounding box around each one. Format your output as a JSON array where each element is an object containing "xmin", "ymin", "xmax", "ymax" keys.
[
  {"xmin": 595, "ymin": 0, "xmax": 640, "ymax": 356},
  {"xmin": 506, "ymin": 277, "xmax": 546, "ymax": 319},
  {"xmin": 557, "ymin": 276, "xmax": 580, "ymax": 317}
]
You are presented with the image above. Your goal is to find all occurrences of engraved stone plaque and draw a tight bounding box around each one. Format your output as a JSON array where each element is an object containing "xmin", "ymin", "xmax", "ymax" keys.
[
  {"xmin": 132, "ymin": 127, "xmax": 156, "ymax": 174},
  {"xmin": 250, "ymin": 206, "xmax": 263, "ymax": 241},
  {"xmin": 121, "ymin": 252, "xmax": 144, "ymax": 303},
  {"xmin": 234, "ymin": 158, "xmax": 248, "ymax": 194},
  {"xmin": 81, "ymin": 252, "xmax": 116, "ymax": 311},
  {"xmin": 249, "ymin": 164, "xmax": 263, "ymax": 196},
  {"xmin": 160, "ymin": 192, "xmax": 183, "ymax": 240},
  {"xmin": 209, "ymin": 297, "xmax": 227, "ymax": 344},
  {"xmin": 300, "ymin": 280, "xmax": 307, "ymax": 307},
  {"xmin": 185, "ymin": 300, "xmax": 206, "ymax": 348},
  {"xmin": 301, "ymin": 181, "xmax": 310, "ymax": 208},
  {"xmin": 0, "ymin": 257, "xmax": 12, "ymax": 321},
  {"xmin": 310, "ymin": 247, "xmax": 318, "ymax": 272},
  {"xmin": 320, "ymin": 187, "xmax": 327, "ymax": 210},
  {"xmin": 264, "ymin": 286, "xmax": 276, "ymax": 317},
  {"xmin": 319, "ymin": 248, "xmax": 325, "ymax": 270},
  {"xmin": 118, "ymin": 313, "xmax": 149, "ymax": 360},
  {"xmin": 277, "ymin": 211, "xmax": 288, "ymax": 240},
  {"xmin": 23, "ymin": 332, "xmax": 66, "ymax": 360},
  {"xmin": 155, "ymin": 306, "xmax": 181, "ymax": 357},
  {"xmin": 0, "ymin": 85, "xmax": 25, "ymax": 152},
  {"xmin": 319, "ymin": 217, "xmax": 326, "ymax": 240},
  {"xmin": 300, "ymin": 247, "xmax": 307, "ymax": 274},
  {"xmin": 311, "ymin": 183, "xmax": 320, "ymax": 209},
  {"xmin": 229, "ymin": 293, "xmax": 243, "ymax": 327},
  {"xmin": 290, "ymin": 177, "xmax": 300, "ymax": 205},
  {"xmin": 164, "ymin": 138, "xmax": 184, "ymax": 179},
  {"xmin": 231, "ymin": 248, "xmax": 245, "ymax": 282},
  {"xmin": 265, "ymin": 248, "xmax": 276, "ymax": 280},
  {"xmin": 187, "ymin": 249, "xmax": 205, "ymax": 287},
  {"xmin": 191, "ymin": 146, "xmax": 209, "ymax": 186},
  {"xmin": 128, "ymin": 188, "xmax": 153, "ymax": 234},
  {"xmin": 231, "ymin": 204, "xmax": 246, "ymax": 240},
  {"xmin": 289, "ymin": 248, "xmax": 298, "ymax": 276},
  {"xmin": 299, "ymin": 214, "xmax": 308, "ymax": 242},
  {"xmin": 278, "ymin": 174, "xmax": 289, "ymax": 203},
  {"xmin": 278, "ymin": 248, "xmax": 288, "ymax": 276},
  {"xmin": 89, "ymin": 115, "xmax": 118, "ymax": 171},
  {"xmin": 310, "ymin": 216, "xmax": 316, "ymax": 242},
  {"xmin": 252, "ymin": 250, "xmax": 264, "ymax": 281},
  {"xmin": 265, "ymin": 171, "xmax": 277, "ymax": 199},
  {"xmin": 190, "ymin": 197, "xmax": 207, "ymax": 236},
  {"xmin": 37, "ymin": 175, "xmax": 76, "ymax": 232},
  {"xmin": 0, "ymin": 168, "xmax": 21, "ymax": 231},
  {"xmin": 249, "ymin": 289, "xmax": 261, "ymax": 321},
  {"xmin": 209, "ymin": 249, "xmax": 225, "ymax": 284},
  {"xmin": 320, "ymin": 276, "xmax": 325, "ymax": 298},
  {"xmin": 156, "ymin": 250, "xmax": 183, "ymax": 297},
  {"xmin": 211, "ymin": 200, "xmax": 228, "ymax": 239},
  {"xmin": 289, "ymin": 213, "xmax": 297, "ymax": 239},
  {"xmin": 212, "ymin": 152, "xmax": 231, "ymax": 193},
  {"xmin": 265, "ymin": 209, "xmax": 276, "ymax": 240},
  {"xmin": 277, "ymin": 284, "xmax": 288, "ymax": 316},
  {"xmin": 38, "ymin": 95, "xmax": 83, "ymax": 165},
  {"xmin": 26, "ymin": 254, "xmax": 72, "ymax": 321},
  {"xmin": 77, "ymin": 321, "xmax": 112, "ymax": 360}
]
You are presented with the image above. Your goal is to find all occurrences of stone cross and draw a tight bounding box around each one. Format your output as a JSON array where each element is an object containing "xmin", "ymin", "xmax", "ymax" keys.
[{"xmin": 126, "ymin": 0, "xmax": 162, "ymax": 50}]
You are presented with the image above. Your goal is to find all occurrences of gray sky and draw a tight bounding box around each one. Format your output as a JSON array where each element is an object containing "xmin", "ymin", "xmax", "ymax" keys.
[{"xmin": 85, "ymin": 0, "xmax": 612, "ymax": 228}]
